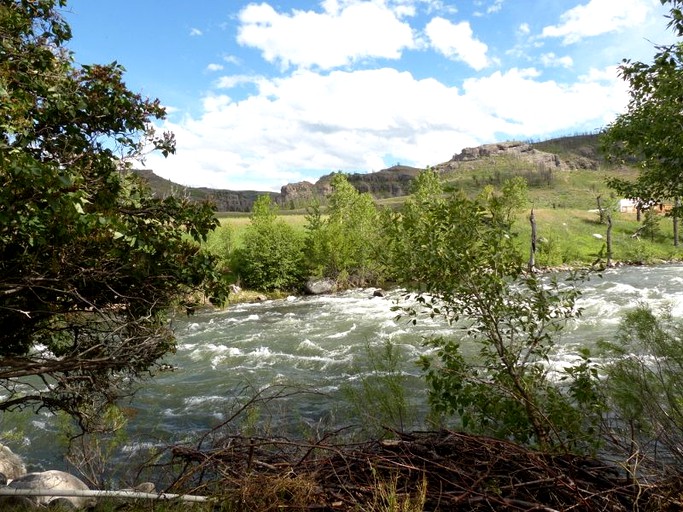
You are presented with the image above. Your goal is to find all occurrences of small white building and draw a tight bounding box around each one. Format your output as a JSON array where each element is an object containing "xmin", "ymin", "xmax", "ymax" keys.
[{"xmin": 618, "ymin": 198, "xmax": 636, "ymax": 213}]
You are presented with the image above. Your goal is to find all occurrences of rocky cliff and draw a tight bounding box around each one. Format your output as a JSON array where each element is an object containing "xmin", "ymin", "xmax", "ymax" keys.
[
  {"xmin": 136, "ymin": 134, "xmax": 603, "ymax": 212},
  {"xmin": 278, "ymin": 165, "xmax": 421, "ymax": 208},
  {"xmin": 432, "ymin": 141, "xmax": 565, "ymax": 173}
]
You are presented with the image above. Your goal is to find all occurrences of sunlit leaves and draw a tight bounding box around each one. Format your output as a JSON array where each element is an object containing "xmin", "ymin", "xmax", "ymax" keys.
[
  {"xmin": 388, "ymin": 174, "xmax": 600, "ymax": 452},
  {"xmin": 0, "ymin": 0, "xmax": 227, "ymax": 426}
]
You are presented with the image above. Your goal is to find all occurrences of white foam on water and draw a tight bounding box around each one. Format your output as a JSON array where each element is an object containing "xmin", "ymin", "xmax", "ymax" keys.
[
  {"xmin": 210, "ymin": 355, "xmax": 226, "ymax": 369},
  {"xmin": 327, "ymin": 323, "xmax": 357, "ymax": 339},
  {"xmin": 31, "ymin": 420, "xmax": 48, "ymax": 431},
  {"xmin": 121, "ymin": 441, "xmax": 160, "ymax": 454},
  {"xmin": 297, "ymin": 339, "xmax": 326, "ymax": 353},
  {"xmin": 184, "ymin": 395, "xmax": 229, "ymax": 406}
]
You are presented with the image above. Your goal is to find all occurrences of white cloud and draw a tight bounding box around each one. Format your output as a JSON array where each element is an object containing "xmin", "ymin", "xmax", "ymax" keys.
[
  {"xmin": 539, "ymin": 52, "xmax": 573, "ymax": 68},
  {"xmin": 425, "ymin": 17, "xmax": 490, "ymax": 70},
  {"xmin": 487, "ymin": 0, "xmax": 504, "ymax": 14},
  {"xmin": 214, "ymin": 74, "xmax": 261, "ymax": 89},
  {"xmin": 236, "ymin": 2, "xmax": 416, "ymax": 70},
  {"xmin": 149, "ymin": 65, "xmax": 628, "ymax": 191},
  {"xmin": 462, "ymin": 66, "xmax": 627, "ymax": 135},
  {"xmin": 206, "ymin": 63, "xmax": 224, "ymax": 72},
  {"xmin": 541, "ymin": 0, "xmax": 650, "ymax": 44},
  {"xmin": 189, "ymin": 27, "xmax": 203, "ymax": 36},
  {"xmin": 222, "ymin": 55, "xmax": 241, "ymax": 66}
]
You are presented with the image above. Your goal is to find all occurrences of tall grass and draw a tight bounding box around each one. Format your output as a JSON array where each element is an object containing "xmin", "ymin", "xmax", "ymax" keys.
[{"xmin": 513, "ymin": 208, "xmax": 680, "ymax": 266}]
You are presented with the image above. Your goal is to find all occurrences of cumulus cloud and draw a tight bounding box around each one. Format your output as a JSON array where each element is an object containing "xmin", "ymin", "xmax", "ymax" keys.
[
  {"xmin": 425, "ymin": 17, "xmax": 490, "ymax": 70},
  {"xmin": 206, "ymin": 63, "xmax": 224, "ymax": 72},
  {"xmin": 189, "ymin": 27, "xmax": 203, "ymax": 36},
  {"xmin": 148, "ymin": 64, "xmax": 628, "ymax": 191},
  {"xmin": 236, "ymin": 1, "xmax": 416, "ymax": 70},
  {"xmin": 539, "ymin": 52, "xmax": 573, "ymax": 68},
  {"xmin": 214, "ymin": 74, "xmax": 262, "ymax": 89},
  {"xmin": 541, "ymin": 0, "xmax": 650, "ymax": 44},
  {"xmin": 461, "ymin": 66, "xmax": 627, "ymax": 135}
]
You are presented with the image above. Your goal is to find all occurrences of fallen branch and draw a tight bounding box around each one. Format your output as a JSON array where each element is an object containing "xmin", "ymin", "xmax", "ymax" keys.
[{"xmin": 0, "ymin": 487, "xmax": 208, "ymax": 503}]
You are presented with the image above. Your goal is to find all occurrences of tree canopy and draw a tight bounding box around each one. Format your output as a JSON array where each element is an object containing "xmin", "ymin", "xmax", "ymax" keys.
[
  {"xmin": 0, "ymin": 0, "xmax": 228, "ymax": 427},
  {"xmin": 602, "ymin": 0, "xmax": 683, "ymax": 204}
]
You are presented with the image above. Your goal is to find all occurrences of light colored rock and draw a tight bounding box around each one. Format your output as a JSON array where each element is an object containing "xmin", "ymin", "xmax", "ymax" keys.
[
  {"xmin": 434, "ymin": 141, "xmax": 565, "ymax": 173},
  {"xmin": 304, "ymin": 278, "xmax": 337, "ymax": 295},
  {"xmin": 0, "ymin": 444, "xmax": 26, "ymax": 481},
  {"xmin": 1, "ymin": 470, "xmax": 93, "ymax": 509}
]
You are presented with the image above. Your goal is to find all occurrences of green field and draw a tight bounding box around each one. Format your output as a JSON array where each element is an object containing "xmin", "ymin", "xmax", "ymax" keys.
[
  {"xmin": 209, "ymin": 147, "xmax": 681, "ymax": 269},
  {"xmin": 210, "ymin": 204, "xmax": 681, "ymax": 269}
]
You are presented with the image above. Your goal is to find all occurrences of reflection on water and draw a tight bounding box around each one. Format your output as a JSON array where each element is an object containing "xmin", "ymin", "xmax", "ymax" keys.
[{"xmin": 8, "ymin": 264, "xmax": 683, "ymax": 470}]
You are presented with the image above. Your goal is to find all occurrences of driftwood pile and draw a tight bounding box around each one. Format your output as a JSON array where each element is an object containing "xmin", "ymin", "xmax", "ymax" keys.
[{"xmin": 166, "ymin": 429, "xmax": 682, "ymax": 511}]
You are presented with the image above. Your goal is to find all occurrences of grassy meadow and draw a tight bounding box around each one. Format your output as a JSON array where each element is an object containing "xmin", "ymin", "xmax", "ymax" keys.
[
  {"xmin": 209, "ymin": 158, "xmax": 681, "ymax": 270},
  {"xmin": 211, "ymin": 206, "xmax": 681, "ymax": 270}
]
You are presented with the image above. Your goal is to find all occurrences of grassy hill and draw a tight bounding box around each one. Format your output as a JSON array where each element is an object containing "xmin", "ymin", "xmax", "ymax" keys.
[
  {"xmin": 207, "ymin": 133, "xmax": 681, "ymax": 267},
  {"xmin": 139, "ymin": 133, "xmax": 634, "ymax": 214}
]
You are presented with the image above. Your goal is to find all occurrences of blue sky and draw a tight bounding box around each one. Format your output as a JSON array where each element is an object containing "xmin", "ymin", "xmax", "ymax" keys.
[{"xmin": 63, "ymin": 0, "xmax": 675, "ymax": 191}]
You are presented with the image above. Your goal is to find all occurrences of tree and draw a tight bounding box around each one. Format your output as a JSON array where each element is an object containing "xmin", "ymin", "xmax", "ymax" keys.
[
  {"xmin": 390, "ymin": 184, "xmax": 601, "ymax": 451},
  {"xmin": 382, "ymin": 168, "xmax": 444, "ymax": 284},
  {"xmin": 0, "ymin": 0, "xmax": 228, "ymax": 428},
  {"xmin": 232, "ymin": 195, "xmax": 305, "ymax": 292},
  {"xmin": 602, "ymin": 0, "xmax": 683, "ymax": 242},
  {"xmin": 304, "ymin": 173, "xmax": 381, "ymax": 285},
  {"xmin": 599, "ymin": 306, "xmax": 683, "ymax": 469}
]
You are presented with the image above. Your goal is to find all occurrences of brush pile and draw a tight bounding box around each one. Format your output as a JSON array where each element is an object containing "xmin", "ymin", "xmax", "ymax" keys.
[{"xmin": 166, "ymin": 429, "xmax": 682, "ymax": 511}]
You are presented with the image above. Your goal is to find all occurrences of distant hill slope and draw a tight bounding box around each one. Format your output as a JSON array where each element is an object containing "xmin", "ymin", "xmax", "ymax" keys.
[
  {"xmin": 132, "ymin": 169, "xmax": 279, "ymax": 212},
  {"xmin": 134, "ymin": 133, "xmax": 607, "ymax": 212}
]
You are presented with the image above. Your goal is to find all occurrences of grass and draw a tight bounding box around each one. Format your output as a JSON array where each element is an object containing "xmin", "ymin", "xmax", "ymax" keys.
[
  {"xmin": 513, "ymin": 208, "xmax": 681, "ymax": 267},
  {"xmin": 209, "ymin": 205, "xmax": 681, "ymax": 270}
]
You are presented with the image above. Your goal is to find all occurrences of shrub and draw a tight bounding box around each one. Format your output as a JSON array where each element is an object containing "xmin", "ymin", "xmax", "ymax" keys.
[{"xmin": 232, "ymin": 196, "xmax": 305, "ymax": 292}]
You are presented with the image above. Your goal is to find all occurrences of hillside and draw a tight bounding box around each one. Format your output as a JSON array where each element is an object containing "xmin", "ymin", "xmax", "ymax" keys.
[{"xmin": 135, "ymin": 133, "xmax": 620, "ymax": 212}]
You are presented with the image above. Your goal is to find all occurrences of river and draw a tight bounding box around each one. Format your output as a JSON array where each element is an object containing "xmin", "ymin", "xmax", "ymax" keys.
[{"xmin": 9, "ymin": 263, "xmax": 683, "ymax": 473}]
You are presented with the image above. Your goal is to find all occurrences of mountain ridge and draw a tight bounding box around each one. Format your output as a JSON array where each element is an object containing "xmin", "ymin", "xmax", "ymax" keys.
[{"xmin": 134, "ymin": 133, "xmax": 605, "ymax": 212}]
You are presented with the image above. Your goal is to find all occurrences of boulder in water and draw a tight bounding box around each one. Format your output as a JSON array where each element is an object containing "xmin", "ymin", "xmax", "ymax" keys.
[{"xmin": 304, "ymin": 278, "xmax": 337, "ymax": 295}]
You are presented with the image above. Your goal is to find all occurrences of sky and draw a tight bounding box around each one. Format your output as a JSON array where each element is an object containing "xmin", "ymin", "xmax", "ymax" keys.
[{"xmin": 63, "ymin": 0, "xmax": 676, "ymax": 192}]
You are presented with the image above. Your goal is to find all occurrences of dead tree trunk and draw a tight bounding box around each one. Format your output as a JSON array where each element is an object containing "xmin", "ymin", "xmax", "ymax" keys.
[
  {"xmin": 529, "ymin": 208, "xmax": 537, "ymax": 272},
  {"xmin": 674, "ymin": 197, "xmax": 680, "ymax": 247},
  {"xmin": 596, "ymin": 195, "xmax": 606, "ymax": 224},
  {"xmin": 606, "ymin": 212, "xmax": 613, "ymax": 267}
]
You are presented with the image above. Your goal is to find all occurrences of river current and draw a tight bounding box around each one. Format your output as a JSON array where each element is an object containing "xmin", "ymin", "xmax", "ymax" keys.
[{"xmin": 10, "ymin": 264, "xmax": 683, "ymax": 471}]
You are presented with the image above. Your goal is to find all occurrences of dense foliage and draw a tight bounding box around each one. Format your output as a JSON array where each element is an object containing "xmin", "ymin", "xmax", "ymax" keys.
[
  {"xmin": 386, "ymin": 171, "xmax": 602, "ymax": 451},
  {"xmin": 232, "ymin": 195, "xmax": 304, "ymax": 292},
  {"xmin": 0, "ymin": 0, "xmax": 228, "ymax": 426},
  {"xmin": 602, "ymin": 0, "xmax": 683, "ymax": 241},
  {"xmin": 304, "ymin": 173, "xmax": 382, "ymax": 285}
]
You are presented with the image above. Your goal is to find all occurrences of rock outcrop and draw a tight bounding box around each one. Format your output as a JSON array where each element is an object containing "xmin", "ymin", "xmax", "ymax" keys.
[
  {"xmin": 279, "ymin": 165, "xmax": 421, "ymax": 207},
  {"xmin": 304, "ymin": 278, "xmax": 337, "ymax": 295},
  {"xmin": 433, "ymin": 141, "xmax": 565, "ymax": 173},
  {"xmin": 135, "ymin": 134, "xmax": 603, "ymax": 211},
  {"xmin": 197, "ymin": 189, "xmax": 279, "ymax": 212}
]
